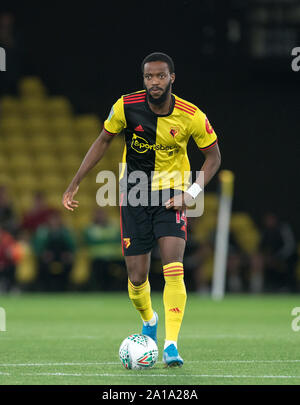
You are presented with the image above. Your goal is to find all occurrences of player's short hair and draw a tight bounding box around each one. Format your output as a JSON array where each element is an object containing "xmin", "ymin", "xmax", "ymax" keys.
[{"xmin": 141, "ymin": 52, "xmax": 175, "ymax": 74}]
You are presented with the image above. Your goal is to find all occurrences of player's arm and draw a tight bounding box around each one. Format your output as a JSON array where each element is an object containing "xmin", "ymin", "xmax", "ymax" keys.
[
  {"xmin": 166, "ymin": 144, "xmax": 221, "ymax": 210},
  {"xmin": 197, "ymin": 142, "xmax": 221, "ymax": 187},
  {"xmin": 62, "ymin": 129, "xmax": 115, "ymax": 211}
]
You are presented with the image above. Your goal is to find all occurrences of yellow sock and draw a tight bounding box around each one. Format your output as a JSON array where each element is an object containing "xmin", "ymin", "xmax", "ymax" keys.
[
  {"xmin": 128, "ymin": 277, "xmax": 154, "ymax": 322},
  {"xmin": 163, "ymin": 262, "xmax": 187, "ymax": 342}
]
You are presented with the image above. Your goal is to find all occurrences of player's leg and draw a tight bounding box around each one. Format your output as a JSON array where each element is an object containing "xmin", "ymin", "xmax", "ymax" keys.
[
  {"xmin": 158, "ymin": 236, "xmax": 186, "ymax": 366},
  {"xmin": 126, "ymin": 252, "xmax": 153, "ymax": 321},
  {"xmin": 125, "ymin": 253, "xmax": 158, "ymax": 342}
]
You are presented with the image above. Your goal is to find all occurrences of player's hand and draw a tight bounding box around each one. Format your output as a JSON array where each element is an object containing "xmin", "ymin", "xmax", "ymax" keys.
[
  {"xmin": 62, "ymin": 185, "xmax": 79, "ymax": 211},
  {"xmin": 164, "ymin": 192, "xmax": 194, "ymax": 210}
]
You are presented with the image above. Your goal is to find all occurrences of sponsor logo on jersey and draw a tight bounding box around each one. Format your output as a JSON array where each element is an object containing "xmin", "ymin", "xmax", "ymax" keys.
[
  {"xmin": 134, "ymin": 124, "xmax": 144, "ymax": 132},
  {"xmin": 131, "ymin": 134, "xmax": 179, "ymax": 154}
]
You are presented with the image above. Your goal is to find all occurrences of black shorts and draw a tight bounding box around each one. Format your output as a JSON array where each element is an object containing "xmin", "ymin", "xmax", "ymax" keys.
[{"xmin": 119, "ymin": 189, "xmax": 187, "ymax": 256}]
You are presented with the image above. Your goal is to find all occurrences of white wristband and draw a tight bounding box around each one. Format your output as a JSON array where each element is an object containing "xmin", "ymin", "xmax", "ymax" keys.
[{"xmin": 186, "ymin": 183, "xmax": 202, "ymax": 199}]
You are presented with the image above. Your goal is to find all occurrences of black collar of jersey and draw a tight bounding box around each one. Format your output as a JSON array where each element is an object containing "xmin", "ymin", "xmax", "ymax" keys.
[{"xmin": 144, "ymin": 94, "xmax": 175, "ymax": 118}]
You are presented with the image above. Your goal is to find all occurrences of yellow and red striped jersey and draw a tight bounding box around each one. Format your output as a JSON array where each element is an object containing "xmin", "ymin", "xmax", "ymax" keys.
[{"xmin": 104, "ymin": 90, "xmax": 218, "ymax": 191}]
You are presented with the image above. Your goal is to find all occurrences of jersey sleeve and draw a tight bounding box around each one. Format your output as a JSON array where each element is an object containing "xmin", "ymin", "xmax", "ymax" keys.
[
  {"xmin": 103, "ymin": 97, "xmax": 126, "ymax": 135},
  {"xmin": 190, "ymin": 108, "xmax": 218, "ymax": 150}
]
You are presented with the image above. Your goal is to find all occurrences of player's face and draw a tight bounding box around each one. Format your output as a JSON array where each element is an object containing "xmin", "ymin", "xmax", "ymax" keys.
[{"xmin": 143, "ymin": 61, "xmax": 175, "ymax": 105}]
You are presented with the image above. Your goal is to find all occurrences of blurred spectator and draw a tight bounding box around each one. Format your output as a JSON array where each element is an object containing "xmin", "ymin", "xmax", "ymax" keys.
[
  {"xmin": 83, "ymin": 208, "xmax": 123, "ymax": 291},
  {"xmin": 0, "ymin": 185, "xmax": 19, "ymax": 235},
  {"xmin": 32, "ymin": 211, "xmax": 76, "ymax": 291},
  {"xmin": 0, "ymin": 227, "xmax": 23, "ymax": 292},
  {"xmin": 22, "ymin": 191, "xmax": 56, "ymax": 234},
  {"xmin": 259, "ymin": 212, "xmax": 298, "ymax": 292}
]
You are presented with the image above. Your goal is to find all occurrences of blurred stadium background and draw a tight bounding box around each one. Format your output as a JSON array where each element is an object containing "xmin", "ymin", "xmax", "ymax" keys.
[{"xmin": 0, "ymin": 0, "xmax": 299, "ymax": 296}]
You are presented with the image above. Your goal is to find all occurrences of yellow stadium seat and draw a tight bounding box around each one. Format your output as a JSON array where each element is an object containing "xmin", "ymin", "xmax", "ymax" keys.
[
  {"xmin": 60, "ymin": 154, "xmax": 82, "ymax": 172},
  {"xmin": 0, "ymin": 173, "xmax": 12, "ymax": 188},
  {"xmin": 18, "ymin": 76, "xmax": 46, "ymax": 98},
  {"xmin": 30, "ymin": 136, "xmax": 56, "ymax": 154},
  {"xmin": 19, "ymin": 97, "xmax": 47, "ymax": 118},
  {"xmin": 54, "ymin": 133, "xmax": 77, "ymax": 153},
  {"xmin": 0, "ymin": 154, "xmax": 8, "ymax": 172},
  {"xmin": 0, "ymin": 96, "xmax": 20, "ymax": 116},
  {"xmin": 79, "ymin": 133, "xmax": 98, "ymax": 150},
  {"xmin": 48, "ymin": 117, "xmax": 74, "ymax": 136},
  {"xmin": 13, "ymin": 174, "xmax": 40, "ymax": 193},
  {"xmin": 32, "ymin": 155, "xmax": 60, "ymax": 173},
  {"xmin": 8, "ymin": 155, "xmax": 33, "ymax": 174},
  {"xmin": 74, "ymin": 115, "xmax": 102, "ymax": 136},
  {"xmin": 0, "ymin": 117, "xmax": 24, "ymax": 135},
  {"xmin": 39, "ymin": 174, "xmax": 65, "ymax": 193},
  {"xmin": 2, "ymin": 134, "xmax": 27, "ymax": 153},
  {"xmin": 23, "ymin": 117, "xmax": 49, "ymax": 136},
  {"xmin": 47, "ymin": 96, "xmax": 72, "ymax": 118}
]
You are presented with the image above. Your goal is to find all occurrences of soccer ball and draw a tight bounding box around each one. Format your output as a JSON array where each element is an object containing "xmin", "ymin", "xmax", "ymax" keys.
[{"xmin": 119, "ymin": 334, "xmax": 158, "ymax": 370}]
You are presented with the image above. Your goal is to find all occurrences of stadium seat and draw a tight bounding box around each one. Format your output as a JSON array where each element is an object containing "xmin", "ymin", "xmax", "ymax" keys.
[
  {"xmin": 23, "ymin": 117, "xmax": 50, "ymax": 136},
  {"xmin": 60, "ymin": 154, "xmax": 82, "ymax": 173},
  {"xmin": 0, "ymin": 154, "xmax": 8, "ymax": 172},
  {"xmin": 30, "ymin": 136, "xmax": 56, "ymax": 154},
  {"xmin": 74, "ymin": 115, "xmax": 102, "ymax": 136},
  {"xmin": 18, "ymin": 77, "xmax": 46, "ymax": 99},
  {"xmin": 0, "ymin": 96, "xmax": 20, "ymax": 117},
  {"xmin": 13, "ymin": 174, "xmax": 41, "ymax": 193},
  {"xmin": 32, "ymin": 155, "xmax": 61, "ymax": 174},
  {"xmin": 2, "ymin": 134, "xmax": 28, "ymax": 154},
  {"xmin": 48, "ymin": 117, "xmax": 74, "ymax": 137},
  {"xmin": 19, "ymin": 97, "xmax": 47, "ymax": 118},
  {"xmin": 0, "ymin": 117, "xmax": 24, "ymax": 135},
  {"xmin": 47, "ymin": 96, "xmax": 73, "ymax": 118},
  {"xmin": 8, "ymin": 155, "xmax": 33, "ymax": 175}
]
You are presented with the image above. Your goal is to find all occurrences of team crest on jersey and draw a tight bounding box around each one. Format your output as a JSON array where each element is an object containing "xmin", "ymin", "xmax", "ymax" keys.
[
  {"xmin": 123, "ymin": 238, "xmax": 131, "ymax": 249},
  {"xmin": 170, "ymin": 126, "xmax": 180, "ymax": 137},
  {"xmin": 205, "ymin": 117, "xmax": 214, "ymax": 134}
]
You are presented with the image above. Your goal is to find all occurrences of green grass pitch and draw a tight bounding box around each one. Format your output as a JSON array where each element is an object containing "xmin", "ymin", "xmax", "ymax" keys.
[{"xmin": 0, "ymin": 292, "xmax": 299, "ymax": 385}]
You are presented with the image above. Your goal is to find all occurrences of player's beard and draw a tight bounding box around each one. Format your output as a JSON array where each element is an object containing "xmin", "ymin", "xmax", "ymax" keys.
[{"xmin": 145, "ymin": 80, "xmax": 172, "ymax": 105}]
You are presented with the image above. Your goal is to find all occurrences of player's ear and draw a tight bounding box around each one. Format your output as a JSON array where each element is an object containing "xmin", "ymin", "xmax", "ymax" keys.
[{"xmin": 170, "ymin": 73, "xmax": 175, "ymax": 84}]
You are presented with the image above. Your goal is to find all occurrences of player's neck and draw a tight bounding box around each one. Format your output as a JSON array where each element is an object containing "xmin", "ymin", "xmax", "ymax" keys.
[{"xmin": 147, "ymin": 92, "xmax": 172, "ymax": 115}]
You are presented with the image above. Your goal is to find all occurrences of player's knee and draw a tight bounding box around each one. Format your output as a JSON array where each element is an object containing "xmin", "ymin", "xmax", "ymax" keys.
[{"xmin": 128, "ymin": 275, "xmax": 147, "ymax": 286}]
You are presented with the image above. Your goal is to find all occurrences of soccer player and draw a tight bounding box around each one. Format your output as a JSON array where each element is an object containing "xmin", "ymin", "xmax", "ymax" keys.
[{"xmin": 62, "ymin": 52, "xmax": 221, "ymax": 367}]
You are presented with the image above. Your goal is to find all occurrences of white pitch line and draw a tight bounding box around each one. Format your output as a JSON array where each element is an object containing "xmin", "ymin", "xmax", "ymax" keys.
[
  {"xmin": 193, "ymin": 360, "xmax": 300, "ymax": 364},
  {"xmin": 22, "ymin": 372, "xmax": 300, "ymax": 379},
  {"xmin": 0, "ymin": 362, "xmax": 119, "ymax": 367},
  {"xmin": 1, "ymin": 359, "xmax": 300, "ymax": 367}
]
